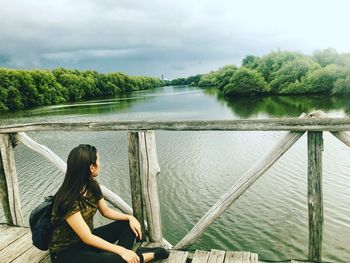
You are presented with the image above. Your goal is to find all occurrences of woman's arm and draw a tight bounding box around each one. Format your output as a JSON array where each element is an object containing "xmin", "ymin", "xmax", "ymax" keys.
[
  {"xmin": 66, "ymin": 211, "xmax": 140, "ymax": 263},
  {"xmin": 97, "ymin": 198, "xmax": 142, "ymax": 240},
  {"xmin": 98, "ymin": 198, "xmax": 131, "ymax": 220}
]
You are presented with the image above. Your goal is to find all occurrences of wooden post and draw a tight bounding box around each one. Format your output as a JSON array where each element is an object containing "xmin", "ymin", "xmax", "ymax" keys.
[
  {"xmin": 0, "ymin": 134, "xmax": 24, "ymax": 226},
  {"xmin": 128, "ymin": 131, "xmax": 163, "ymax": 243},
  {"xmin": 128, "ymin": 132, "xmax": 147, "ymax": 240},
  {"xmin": 307, "ymin": 131, "xmax": 323, "ymax": 262},
  {"xmin": 139, "ymin": 131, "xmax": 162, "ymax": 243},
  {"xmin": 0, "ymin": 148, "xmax": 13, "ymax": 225}
]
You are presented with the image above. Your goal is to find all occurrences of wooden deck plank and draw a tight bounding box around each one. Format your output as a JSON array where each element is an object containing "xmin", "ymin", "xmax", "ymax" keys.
[
  {"xmin": 225, "ymin": 251, "xmax": 242, "ymax": 263},
  {"xmin": 141, "ymin": 242, "xmax": 163, "ymax": 248},
  {"xmin": 39, "ymin": 254, "xmax": 51, "ymax": 263},
  {"xmin": 12, "ymin": 246, "xmax": 49, "ymax": 263},
  {"xmin": 242, "ymin": 252, "xmax": 251, "ymax": 263},
  {"xmin": 192, "ymin": 250, "xmax": 210, "ymax": 263},
  {"xmin": 207, "ymin": 249, "xmax": 225, "ymax": 263},
  {"xmin": 250, "ymin": 253, "xmax": 258, "ymax": 263},
  {"xmin": 0, "ymin": 232, "xmax": 33, "ymax": 263},
  {"xmin": 0, "ymin": 224, "xmax": 10, "ymax": 233},
  {"xmin": 141, "ymin": 242, "xmax": 188, "ymax": 263},
  {"xmin": 160, "ymin": 250, "xmax": 188, "ymax": 263},
  {"xmin": 0, "ymin": 227, "xmax": 28, "ymax": 251},
  {"xmin": 291, "ymin": 261, "xmax": 314, "ymax": 263}
]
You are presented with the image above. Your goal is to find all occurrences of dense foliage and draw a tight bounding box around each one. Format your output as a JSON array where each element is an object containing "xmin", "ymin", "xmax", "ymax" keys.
[
  {"xmin": 0, "ymin": 68, "xmax": 164, "ymax": 111},
  {"xmin": 166, "ymin": 74, "xmax": 202, "ymax": 86},
  {"xmin": 169, "ymin": 48, "xmax": 350, "ymax": 96}
]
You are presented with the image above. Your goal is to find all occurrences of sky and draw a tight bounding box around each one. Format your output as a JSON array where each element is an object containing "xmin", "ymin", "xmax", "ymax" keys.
[{"xmin": 0, "ymin": 0, "xmax": 350, "ymax": 79}]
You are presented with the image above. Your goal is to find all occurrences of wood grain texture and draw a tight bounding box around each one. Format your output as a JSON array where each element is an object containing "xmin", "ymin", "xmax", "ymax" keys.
[
  {"xmin": 0, "ymin": 226, "xmax": 28, "ymax": 251},
  {"xmin": 160, "ymin": 250, "xmax": 188, "ymax": 263},
  {"xmin": 224, "ymin": 251, "xmax": 243, "ymax": 263},
  {"xmin": 241, "ymin": 252, "xmax": 251, "ymax": 263},
  {"xmin": 307, "ymin": 132, "xmax": 323, "ymax": 262},
  {"xmin": 12, "ymin": 246, "xmax": 49, "ymax": 263},
  {"xmin": 128, "ymin": 132, "xmax": 147, "ymax": 240},
  {"xmin": 138, "ymin": 131, "xmax": 163, "ymax": 243},
  {"xmin": 0, "ymin": 134, "xmax": 24, "ymax": 226},
  {"xmin": 207, "ymin": 249, "xmax": 225, "ymax": 263},
  {"xmin": 192, "ymin": 250, "xmax": 210, "ymax": 263},
  {"xmin": 249, "ymin": 253, "xmax": 258, "ymax": 263},
  {"xmin": 1, "ymin": 117, "xmax": 350, "ymax": 133},
  {"xmin": 0, "ymin": 232, "xmax": 32, "ymax": 263}
]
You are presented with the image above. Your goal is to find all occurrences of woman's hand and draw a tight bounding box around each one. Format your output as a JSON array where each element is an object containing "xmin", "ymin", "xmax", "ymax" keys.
[
  {"xmin": 129, "ymin": 216, "xmax": 142, "ymax": 240},
  {"xmin": 121, "ymin": 248, "xmax": 140, "ymax": 263}
]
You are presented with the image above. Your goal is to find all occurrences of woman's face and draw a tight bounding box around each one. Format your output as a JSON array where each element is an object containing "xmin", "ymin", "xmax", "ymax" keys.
[{"xmin": 90, "ymin": 152, "xmax": 100, "ymax": 177}]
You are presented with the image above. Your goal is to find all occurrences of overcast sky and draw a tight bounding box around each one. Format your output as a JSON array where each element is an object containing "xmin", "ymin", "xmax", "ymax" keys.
[{"xmin": 0, "ymin": 0, "xmax": 350, "ymax": 79}]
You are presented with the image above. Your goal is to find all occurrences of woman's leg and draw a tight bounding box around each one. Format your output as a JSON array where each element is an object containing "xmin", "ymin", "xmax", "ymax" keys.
[
  {"xmin": 93, "ymin": 220, "xmax": 136, "ymax": 249},
  {"xmin": 52, "ymin": 243, "xmax": 126, "ymax": 263}
]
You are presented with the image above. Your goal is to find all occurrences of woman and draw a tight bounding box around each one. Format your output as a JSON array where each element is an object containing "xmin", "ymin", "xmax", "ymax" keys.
[{"xmin": 49, "ymin": 144, "xmax": 169, "ymax": 263}]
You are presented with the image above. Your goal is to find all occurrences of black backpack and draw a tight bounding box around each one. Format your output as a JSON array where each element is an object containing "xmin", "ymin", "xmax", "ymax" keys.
[{"xmin": 29, "ymin": 196, "xmax": 55, "ymax": 251}]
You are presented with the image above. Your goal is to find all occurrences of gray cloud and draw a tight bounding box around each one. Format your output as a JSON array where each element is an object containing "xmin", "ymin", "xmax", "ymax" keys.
[{"xmin": 1, "ymin": 0, "xmax": 350, "ymax": 78}]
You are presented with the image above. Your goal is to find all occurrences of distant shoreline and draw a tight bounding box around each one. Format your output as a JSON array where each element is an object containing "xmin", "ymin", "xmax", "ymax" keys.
[
  {"xmin": 0, "ymin": 67, "xmax": 164, "ymax": 112},
  {"xmin": 168, "ymin": 48, "xmax": 350, "ymax": 97}
]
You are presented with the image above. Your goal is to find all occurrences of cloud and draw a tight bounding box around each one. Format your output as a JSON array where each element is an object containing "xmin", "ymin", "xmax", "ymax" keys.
[{"xmin": 1, "ymin": 0, "xmax": 350, "ymax": 78}]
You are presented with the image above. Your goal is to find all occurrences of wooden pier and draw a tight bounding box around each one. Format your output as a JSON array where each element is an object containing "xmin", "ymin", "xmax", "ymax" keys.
[
  {"xmin": 1, "ymin": 111, "xmax": 349, "ymax": 262},
  {"xmin": 0, "ymin": 225, "xmax": 261, "ymax": 263}
]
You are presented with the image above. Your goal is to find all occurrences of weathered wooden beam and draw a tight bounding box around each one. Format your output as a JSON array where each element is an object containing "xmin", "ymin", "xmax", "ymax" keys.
[
  {"xmin": 138, "ymin": 131, "xmax": 162, "ymax": 243},
  {"xmin": 1, "ymin": 118, "xmax": 350, "ymax": 133},
  {"xmin": 0, "ymin": 134, "xmax": 24, "ymax": 226},
  {"xmin": 128, "ymin": 131, "xmax": 163, "ymax": 242},
  {"xmin": 16, "ymin": 132, "xmax": 66, "ymax": 169},
  {"xmin": 128, "ymin": 132, "xmax": 147, "ymax": 240},
  {"xmin": 307, "ymin": 132, "xmax": 323, "ymax": 262},
  {"xmin": 331, "ymin": 131, "xmax": 350, "ymax": 147},
  {"xmin": 15, "ymin": 132, "xmax": 132, "ymax": 212},
  {"xmin": 0, "ymin": 150, "xmax": 13, "ymax": 225},
  {"xmin": 309, "ymin": 110, "xmax": 350, "ymax": 148},
  {"xmin": 174, "ymin": 129, "xmax": 305, "ymax": 249}
]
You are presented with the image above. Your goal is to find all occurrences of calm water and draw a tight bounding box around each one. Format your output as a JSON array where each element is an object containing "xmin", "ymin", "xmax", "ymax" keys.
[{"xmin": 0, "ymin": 86, "xmax": 349, "ymax": 262}]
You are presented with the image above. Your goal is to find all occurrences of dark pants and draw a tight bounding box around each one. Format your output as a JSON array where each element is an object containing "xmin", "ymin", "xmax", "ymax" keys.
[{"xmin": 51, "ymin": 220, "xmax": 136, "ymax": 263}]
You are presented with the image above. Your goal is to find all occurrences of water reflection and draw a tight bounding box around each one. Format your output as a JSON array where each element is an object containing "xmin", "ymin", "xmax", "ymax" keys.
[
  {"xmin": 208, "ymin": 89, "xmax": 350, "ymax": 118},
  {"xmin": 0, "ymin": 92, "xmax": 154, "ymax": 120}
]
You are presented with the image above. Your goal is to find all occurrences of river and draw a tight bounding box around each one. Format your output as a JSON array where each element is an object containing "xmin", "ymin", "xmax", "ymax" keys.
[{"xmin": 0, "ymin": 86, "xmax": 349, "ymax": 262}]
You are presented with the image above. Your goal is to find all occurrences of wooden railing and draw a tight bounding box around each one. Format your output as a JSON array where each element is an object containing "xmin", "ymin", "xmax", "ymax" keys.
[{"xmin": 0, "ymin": 110, "xmax": 349, "ymax": 262}]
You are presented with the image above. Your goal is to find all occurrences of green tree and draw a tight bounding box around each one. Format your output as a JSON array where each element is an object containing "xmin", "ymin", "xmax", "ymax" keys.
[
  {"xmin": 216, "ymin": 65, "xmax": 237, "ymax": 90},
  {"xmin": 0, "ymin": 86, "xmax": 8, "ymax": 111},
  {"xmin": 241, "ymin": 55, "xmax": 260, "ymax": 69},
  {"xmin": 256, "ymin": 51, "xmax": 300, "ymax": 82},
  {"xmin": 198, "ymin": 70, "xmax": 220, "ymax": 87},
  {"xmin": 6, "ymin": 86, "xmax": 23, "ymax": 109},
  {"xmin": 304, "ymin": 64, "xmax": 344, "ymax": 93},
  {"xmin": 332, "ymin": 74, "xmax": 350, "ymax": 94},
  {"xmin": 223, "ymin": 68, "xmax": 269, "ymax": 96},
  {"xmin": 312, "ymin": 48, "xmax": 339, "ymax": 67},
  {"xmin": 270, "ymin": 57, "xmax": 320, "ymax": 93},
  {"xmin": 30, "ymin": 70, "xmax": 67, "ymax": 105}
]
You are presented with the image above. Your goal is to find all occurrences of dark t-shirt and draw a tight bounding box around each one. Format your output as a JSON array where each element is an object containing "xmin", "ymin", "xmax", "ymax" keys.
[{"xmin": 49, "ymin": 179, "xmax": 103, "ymax": 253}]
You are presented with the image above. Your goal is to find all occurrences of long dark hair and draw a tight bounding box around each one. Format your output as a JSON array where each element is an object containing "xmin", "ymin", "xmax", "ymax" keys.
[{"xmin": 53, "ymin": 144, "xmax": 97, "ymax": 216}]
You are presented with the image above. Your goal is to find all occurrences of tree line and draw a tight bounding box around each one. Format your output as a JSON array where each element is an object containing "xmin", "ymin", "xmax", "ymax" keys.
[
  {"xmin": 0, "ymin": 68, "xmax": 164, "ymax": 111},
  {"xmin": 168, "ymin": 48, "xmax": 350, "ymax": 96}
]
